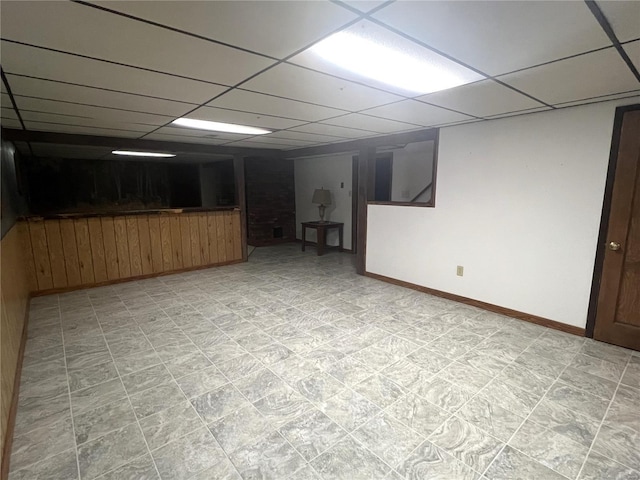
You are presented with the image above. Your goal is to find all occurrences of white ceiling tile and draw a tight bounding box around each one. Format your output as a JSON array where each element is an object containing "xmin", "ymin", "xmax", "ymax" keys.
[
  {"xmin": 18, "ymin": 110, "xmax": 93, "ymax": 124},
  {"xmin": 244, "ymin": 136, "xmax": 315, "ymax": 147},
  {"xmin": 289, "ymin": 20, "xmax": 485, "ymax": 96},
  {"xmin": 323, "ymin": 113, "xmax": 420, "ymax": 133},
  {"xmin": 484, "ymin": 107, "xmax": 552, "ymax": 120},
  {"xmin": 1, "ymin": 107, "xmax": 19, "ymax": 120},
  {"xmin": 262, "ymin": 130, "xmax": 345, "ymax": 144},
  {"xmin": 21, "ymin": 114, "xmax": 155, "ymax": 134},
  {"xmin": 209, "ymin": 89, "xmax": 347, "ymax": 122},
  {"xmin": 373, "ymin": 1, "xmax": 610, "ymax": 75},
  {"xmin": 1, "ymin": 42, "xmax": 227, "ymax": 104},
  {"xmin": 417, "ymin": 79, "xmax": 544, "ymax": 118},
  {"xmin": 291, "ymin": 123, "xmax": 378, "ymax": 139},
  {"xmin": 362, "ymin": 100, "xmax": 473, "ymax": 127},
  {"xmin": 282, "ymin": 145, "xmax": 315, "ymax": 151},
  {"xmin": 625, "ymin": 40, "xmax": 640, "ymax": 72},
  {"xmin": 23, "ymin": 122, "xmax": 145, "ymax": 138},
  {"xmin": 431, "ymin": 119, "xmax": 480, "ymax": 130},
  {"xmin": 555, "ymin": 92, "xmax": 640, "ymax": 109},
  {"xmin": 0, "ymin": 1, "xmax": 275, "ymax": 85},
  {"xmin": 1, "ymin": 93, "xmax": 13, "ymax": 109},
  {"xmin": 6, "ymin": 74, "xmax": 195, "ymax": 117},
  {"xmin": 1, "ymin": 118, "xmax": 22, "ymax": 129},
  {"xmin": 95, "ymin": 1, "xmax": 358, "ymax": 59},
  {"xmin": 499, "ymin": 48, "xmax": 640, "ymax": 105},
  {"xmin": 224, "ymin": 139, "xmax": 298, "ymax": 149},
  {"xmin": 596, "ymin": 1, "xmax": 640, "ymax": 42},
  {"xmin": 13, "ymin": 96, "xmax": 172, "ymax": 127},
  {"xmin": 184, "ymin": 106, "xmax": 306, "ymax": 130},
  {"xmin": 242, "ymin": 63, "xmax": 403, "ymax": 111}
]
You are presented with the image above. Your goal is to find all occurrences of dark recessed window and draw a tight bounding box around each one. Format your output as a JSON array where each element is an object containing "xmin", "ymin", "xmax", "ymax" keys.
[{"xmin": 358, "ymin": 138, "xmax": 438, "ymax": 207}]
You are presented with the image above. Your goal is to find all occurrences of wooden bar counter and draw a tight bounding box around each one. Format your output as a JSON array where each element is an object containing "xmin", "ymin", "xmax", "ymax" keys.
[{"xmin": 18, "ymin": 207, "xmax": 244, "ymax": 294}]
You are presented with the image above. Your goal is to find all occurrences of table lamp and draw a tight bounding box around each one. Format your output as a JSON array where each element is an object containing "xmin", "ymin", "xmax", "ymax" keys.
[{"xmin": 312, "ymin": 188, "xmax": 331, "ymax": 223}]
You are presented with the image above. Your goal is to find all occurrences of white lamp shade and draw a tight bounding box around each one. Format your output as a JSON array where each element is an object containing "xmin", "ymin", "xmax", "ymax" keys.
[{"xmin": 312, "ymin": 188, "xmax": 332, "ymax": 205}]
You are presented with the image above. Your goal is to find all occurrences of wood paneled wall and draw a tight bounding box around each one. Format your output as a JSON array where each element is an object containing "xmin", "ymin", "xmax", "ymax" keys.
[
  {"xmin": 1, "ymin": 224, "xmax": 30, "ymax": 467},
  {"xmin": 22, "ymin": 210, "xmax": 243, "ymax": 293}
]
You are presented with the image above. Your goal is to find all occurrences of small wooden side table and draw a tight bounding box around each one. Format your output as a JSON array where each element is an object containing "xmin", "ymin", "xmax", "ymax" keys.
[{"xmin": 301, "ymin": 221, "xmax": 344, "ymax": 256}]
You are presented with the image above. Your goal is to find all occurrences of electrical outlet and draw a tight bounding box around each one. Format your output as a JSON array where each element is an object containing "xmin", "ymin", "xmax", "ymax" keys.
[
  {"xmin": 456, "ymin": 266, "xmax": 464, "ymax": 276},
  {"xmin": 341, "ymin": 182, "xmax": 344, "ymax": 188}
]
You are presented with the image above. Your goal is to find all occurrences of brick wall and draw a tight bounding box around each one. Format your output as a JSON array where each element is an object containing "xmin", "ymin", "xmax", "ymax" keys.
[{"xmin": 245, "ymin": 157, "xmax": 296, "ymax": 246}]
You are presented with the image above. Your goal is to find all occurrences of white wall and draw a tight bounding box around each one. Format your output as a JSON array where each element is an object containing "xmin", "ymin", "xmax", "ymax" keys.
[
  {"xmin": 294, "ymin": 154, "xmax": 353, "ymax": 248},
  {"xmin": 367, "ymin": 98, "xmax": 640, "ymax": 328}
]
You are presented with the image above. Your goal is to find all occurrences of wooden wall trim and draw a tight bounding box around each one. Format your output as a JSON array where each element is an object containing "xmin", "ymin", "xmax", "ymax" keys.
[
  {"xmin": 365, "ymin": 271, "xmax": 586, "ymax": 337},
  {"xmin": 356, "ymin": 147, "xmax": 375, "ymax": 275},
  {"xmin": 0, "ymin": 297, "xmax": 29, "ymax": 480},
  {"xmin": 233, "ymin": 155, "xmax": 248, "ymax": 262},
  {"xmin": 351, "ymin": 157, "xmax": 358, "ymax": 253},
  {"xmin": 0, "ymin": 223, "xmax": 31, "ymax": 477}
]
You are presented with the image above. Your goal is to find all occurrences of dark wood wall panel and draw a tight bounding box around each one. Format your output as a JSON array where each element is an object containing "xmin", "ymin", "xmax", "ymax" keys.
[
  {"xmin": 189, "ymin": 215, "xmax": 202, "ymax": 267},
  {"xmin": 88, "ymin": 218, "xmax": 108, "ymax": 283},
  {"xmin": 100, "ymin": 218, "xmax": 120, "ymax": 281},
  {"xmin": 169, "ymin": 216, "xmax": 183, "ymax": 270},
  {"xmin": 207, "ymin": 213, "xmax": 219, "ymax": 265},
  {"xmin": 147, "ymin": 216, "xmax": 164, "ymax": 274},
  {"xmin": 1, "ymin": 224, "xmax": 31, "ymax": 467},
  {"xmin": 198, "ymin": 215, "xmax": 210, "ymax": 266},
  {"xmin": 60, "ymin": 219, "xmax": 82, "ymax": 287},
  {"xmin": 17, "ymin": 222, "xmax": 38, "ymax": 292},
  {"xmin": 159, "ymin": 217, "xmax": 174, "ymax": 272},
  {"xmin": 113, "ymin": 217, "xmax": 131, "ymax": 279},
  {"xmin": 44, "ymin": 220, "xmax": 67, "ymax": 288},
  {"xmin": 73, "ymin": 219, "xmax": 95, "ymax": 285},
  {"xmin": 180, "ymin": 216, "xmax": 193, "ymax": 269},
  {"xmin": 29, "ymin": 221, "xmax": 54, "ymax": 291},
  {"xmin": 20, "ymin": 210, "xmax": 242, "ymax": 293},
  {"xmin": 126, "ymin": 216, "xmax": 143, "ymax": 277},
  {"xmin": 137, "ymin": 216, "xmax": 154, "ymax": 276}
]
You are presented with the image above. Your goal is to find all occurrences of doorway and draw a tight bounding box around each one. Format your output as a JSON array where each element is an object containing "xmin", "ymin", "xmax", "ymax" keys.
[
  {"xmin": 374, "ymin": 153, "xmax": 393, "ymax": 202},
  {"xmin": 588, "ymin": 105, "xmax": 640, "ymax": 351}
]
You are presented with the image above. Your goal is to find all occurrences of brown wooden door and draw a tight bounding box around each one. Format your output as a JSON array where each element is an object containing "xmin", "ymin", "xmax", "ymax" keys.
[{"xmin": 594, "ymin": 109, "xmax": 640, "ymax": 350}]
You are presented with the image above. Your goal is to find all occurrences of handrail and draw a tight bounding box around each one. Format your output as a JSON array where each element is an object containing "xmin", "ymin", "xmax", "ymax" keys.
[{"xmin": 410, "ymin": 182, "xmax": 433, "ymax": 202}]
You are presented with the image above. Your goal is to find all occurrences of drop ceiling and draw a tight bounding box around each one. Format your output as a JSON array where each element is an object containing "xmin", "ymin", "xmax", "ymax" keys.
[{"xmin": 1, "ymin": 0, "xmax": 639, "ymax": 158}]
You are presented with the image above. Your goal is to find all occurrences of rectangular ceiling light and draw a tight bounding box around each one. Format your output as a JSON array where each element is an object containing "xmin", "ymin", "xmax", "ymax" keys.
[
  {"xmin": 172, "ymin": 118, "xmax": 272, "ymax": 135},
  {"xmin": 312, "ymin": 31, "xmax": 481, "ymax": 94},
  {"xmin": 112, "ymin": 150, "xmax": 175, "ymax": 158}
]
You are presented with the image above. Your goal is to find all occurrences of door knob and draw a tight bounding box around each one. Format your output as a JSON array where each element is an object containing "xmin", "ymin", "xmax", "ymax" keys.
[{"xmin": 608, "ymin": 241, "xmax": 621, "ymax": 251}]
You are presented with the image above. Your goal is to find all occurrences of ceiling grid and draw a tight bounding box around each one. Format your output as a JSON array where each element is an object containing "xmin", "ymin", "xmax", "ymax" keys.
[{"xmin": 0, "ymin": 0, "xmax": 638, "ymax": 157}]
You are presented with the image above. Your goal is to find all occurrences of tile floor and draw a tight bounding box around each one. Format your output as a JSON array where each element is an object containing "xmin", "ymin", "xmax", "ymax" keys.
[{"xmin": 9, "ymin": 244, "xmax": 640, "ymax": 480}]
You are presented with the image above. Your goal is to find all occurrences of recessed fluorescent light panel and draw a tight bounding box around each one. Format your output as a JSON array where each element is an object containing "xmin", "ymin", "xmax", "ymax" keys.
[
  {"xmin": 112, "ymin": 150, "xmax": 175, "ymax": 158},
  {"xmin": 172, "ymin": 118, "xmax": 272, "ymax": 135},
  {"xmin": 310, "ymin": 24, "xmax": 483, "ymax": 94}
]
